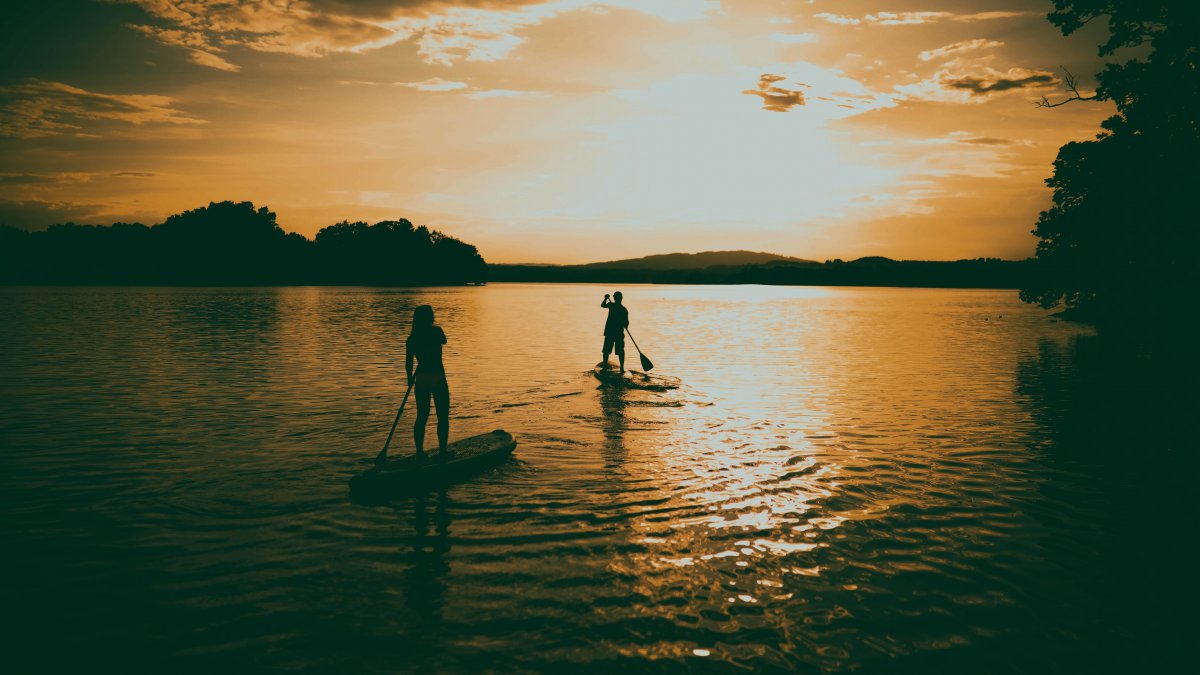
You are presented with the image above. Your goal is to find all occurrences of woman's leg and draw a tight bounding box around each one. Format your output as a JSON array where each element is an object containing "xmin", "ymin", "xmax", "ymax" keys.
[
  {"xmin": 413, "ymin": 382, "xmax": 432, "ymax": 456},
  {"xmin": 433, "ymin": 380, "xmax": 450, "ymax": 454}
]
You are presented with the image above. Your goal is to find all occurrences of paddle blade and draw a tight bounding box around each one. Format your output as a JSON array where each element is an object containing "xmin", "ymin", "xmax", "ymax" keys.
[{"xmin": 639, "ymin": 353, "xmax": 654, "ymax": 371}]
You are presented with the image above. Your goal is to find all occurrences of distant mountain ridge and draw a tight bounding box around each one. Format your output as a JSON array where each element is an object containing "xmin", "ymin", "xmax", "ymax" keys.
[
  {"xmin": 579, "ymin": 250, "xmax": 815, "ymax": 270},
  {"xmin": 490, "ymin": 252, "xmax": 1030, "ymax": 289}
]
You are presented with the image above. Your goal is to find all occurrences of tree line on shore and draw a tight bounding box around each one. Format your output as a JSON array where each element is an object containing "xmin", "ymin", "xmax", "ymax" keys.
[
  {"xmin": 1021, "ymin": 0, "xmax": 1198, "ymax": 338},
  {"xmin": 0, "ymin": 198, "xmax": 1041, "ymax": 290},
  {"xmin": 0, "ymin": 201, "xmax": 487, "ymax": 285}
]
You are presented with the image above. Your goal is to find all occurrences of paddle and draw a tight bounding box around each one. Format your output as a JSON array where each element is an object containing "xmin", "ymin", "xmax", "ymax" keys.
[
  {"xmin": 625, "ymin": 328, "xmax": 654, "ymax": 371},
  {"xmin": 374, "ymin": 382, "xmax": 414, "ymax": 466}
]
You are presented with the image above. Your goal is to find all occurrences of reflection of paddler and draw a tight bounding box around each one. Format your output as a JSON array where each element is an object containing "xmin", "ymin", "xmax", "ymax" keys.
[
  {"xmin": 598, "ymin": 379, "xmax": 629, "ymax": 472},
  {"xmin": 591, "ymin": 364, "xmax": 680, "ymax": 390},
  {"xmin": 600, "ymin": 291, "xmax": 630, "ymax": 372},
  {"xmin": 404, "ymin": 490, "xmax": 451, "ymax": 629},
  {"xmin": 407, "ymin": 305, "xmax": 450, "ymax": 460},
  {"xmin": 599, "ymin": 378, "xmax": 628, "ymax": 431}
]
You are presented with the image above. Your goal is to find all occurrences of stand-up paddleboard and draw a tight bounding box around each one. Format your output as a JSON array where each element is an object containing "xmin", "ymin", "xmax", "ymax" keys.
[
  {"xmin": 592, "ymin": 363, "xmax": 680, "ymax": 391},
  {"xmin": 351, "ymin": 429, "xmax": 516, "ymax": 494}
]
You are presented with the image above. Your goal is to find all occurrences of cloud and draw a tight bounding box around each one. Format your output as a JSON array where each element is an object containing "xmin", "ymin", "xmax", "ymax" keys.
[
  {"xmin": 895, "ymin": 66, "xmax": 1060, "ymax": 102},
  {"xmin": 339, "ymin": 77, "xmax": 530, "ymax": 98},
  {"xmin": 771, "ymin": 32, "xmax": 818, "ymax": 45},
  {"xmin": 0, "ymin": 199, "xmax": 111, "ymax": 228},
  {"xmin": 827, "ymin": 171, "xmax": 1053, "ymax": 260},
  {"xmin": 0, "ymin": 80, "xmax": 204, "ymax": 139},
  {"xmin": 942, "ymin": 68, "xmax": 1058, "ymax": 95},
  {"xmin": 116, "ymin": 1, "xmax": 539, "ymax": 68},
  {"xmin": 398, "ymin": 77, "xmax": 470, "ymax": 92},
  {"xmin": 115, "ymin": 0, "xmax": 718, "ymax": 69},
  {"xmin": 186, "ymin": 49, "xmax": 242, "ymax": 72},
  {"xmin": 742, "ymin": 73, "xmax": 808, "ymax": 112},
  {"xmin": 957, "ymin": 136, "xmax": 1017, "ymax": 146},
  {"xmin": 815, "ymin": 11, "xmax": 1031, "ymax": 27},
  {"xmin": 0, "ymin": 173, "xmax": 90, "ymax": 186},
  {"xmin": 0, "ymin": 171, "xmax": 156, "ymax": 188},
  {"xmin": 814, "ymin": 13, "xmax": 863, "ymax": 25},
  {"xmin": 903, "ymin": 132, "xmax": 1027, "ymax": 147},
  {"xmin": 128, "ymin": 24, "xmax": 241, "ymax": 71},
  {"xmin": 408, "ymin": 10, "xmax": 537, "ymax": 65},
  {"xmin": 466, "ymin": 89, "xmax": 528, "ymax": 99},
  {"xmin": 919, "ymin": 39, "xmax": 1004, "ymax": 61}
]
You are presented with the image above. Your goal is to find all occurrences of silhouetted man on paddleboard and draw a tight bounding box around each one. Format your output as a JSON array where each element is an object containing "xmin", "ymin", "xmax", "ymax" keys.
[{"xmin": 600, "ymin": 291, "xmax": 629, "ymax": 372}]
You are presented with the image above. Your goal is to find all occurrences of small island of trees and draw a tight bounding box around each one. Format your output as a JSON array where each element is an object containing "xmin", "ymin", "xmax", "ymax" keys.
[{"xmin": 0, "ymin": 201, "xmax": 487, "ymax": 286}]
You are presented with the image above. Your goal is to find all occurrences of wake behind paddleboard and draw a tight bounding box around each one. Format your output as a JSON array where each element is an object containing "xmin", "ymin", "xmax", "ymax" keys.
[
  {"xmin": 351, "ymin": 429, "xmax": 516, "ymax": 494},
  {"xmin": 592, "ymin": 363, "xmax": 680, "ymax": 391}
]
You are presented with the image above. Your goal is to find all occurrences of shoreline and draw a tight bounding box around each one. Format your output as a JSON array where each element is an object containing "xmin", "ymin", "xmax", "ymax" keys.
[{"xmin": 0, "ymin": 280, "xmax": 1026, "ymax": 291}]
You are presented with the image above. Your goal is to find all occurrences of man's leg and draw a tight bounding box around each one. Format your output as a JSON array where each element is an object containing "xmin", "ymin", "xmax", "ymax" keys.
[
  {"xmin": 602, "ymin": 335, "xmax": 613, "ymax": 367},
  {"xmin": 617, "ymin": 338, "xmax": 626, "ymax": 372}
]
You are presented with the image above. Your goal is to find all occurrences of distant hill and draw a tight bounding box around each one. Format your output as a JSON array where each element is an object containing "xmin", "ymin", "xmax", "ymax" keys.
[
  {"xmin": 489, "ymin": 254, "xmax": 1031, "ymax": 289},
  {"xmin": 579, "ymin": 250, "xmax": 815, "ymax": 270}
]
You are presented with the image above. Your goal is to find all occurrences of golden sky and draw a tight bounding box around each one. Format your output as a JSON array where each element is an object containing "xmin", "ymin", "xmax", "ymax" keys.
[{"xmin": 0, "ymin": 0, "xmax": 1114, "ymax": 263}]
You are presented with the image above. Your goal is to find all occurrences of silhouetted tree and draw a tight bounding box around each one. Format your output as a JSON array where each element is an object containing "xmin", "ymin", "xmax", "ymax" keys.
[
  {"xmin": 1022, "ymin": 1, "xmax": 1200, "ymax": 332},
  {"xmin": 154, "ymin": 201, "xmax": 306, "ymax": 283},
  {"xmin": 312, "ymin": 218, "xmax": 486, "ymax": 285},
  {"xmin": 0, "ymin": 202, "xmax": 486, "ymax": 286},
  {"xmin": 0, "ymin": 225, "xmax": 31, "ymax": 282}
]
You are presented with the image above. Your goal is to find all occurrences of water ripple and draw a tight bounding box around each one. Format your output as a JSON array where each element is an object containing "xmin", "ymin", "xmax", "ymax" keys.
[{"xmin": 2, "ymin": 285, "xmax": 1169, "ymax": 672}]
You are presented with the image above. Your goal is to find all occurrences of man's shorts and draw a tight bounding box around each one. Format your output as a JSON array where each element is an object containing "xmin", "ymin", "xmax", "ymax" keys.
[{"xmin": 603, "ymin": 333, "xmax": 625, "ymax": 356}]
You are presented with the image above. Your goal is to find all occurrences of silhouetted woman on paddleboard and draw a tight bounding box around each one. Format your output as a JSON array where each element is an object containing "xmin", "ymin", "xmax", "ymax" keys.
[{"xmin": 407, "ymin": 305, "xmax": 450, "ymax": 459}]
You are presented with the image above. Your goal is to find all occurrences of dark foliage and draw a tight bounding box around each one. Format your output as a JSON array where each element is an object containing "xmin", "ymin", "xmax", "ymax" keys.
[
  {"xmin": 312, "ymin": 218, "xmax": 486, "ymax": 285},
  {"xmin": 0, "ymin": 201, "xmax": 487, "ymax": 285},
  {"xmin": 1022, "ymin": 1, "xmax": 1200, "ymax": 331}
]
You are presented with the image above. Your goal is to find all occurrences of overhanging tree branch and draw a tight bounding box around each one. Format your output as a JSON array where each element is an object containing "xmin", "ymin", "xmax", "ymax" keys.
[{"xmin": 1035, "ymin": 67, "xmax": 1099, "ymax": 108}]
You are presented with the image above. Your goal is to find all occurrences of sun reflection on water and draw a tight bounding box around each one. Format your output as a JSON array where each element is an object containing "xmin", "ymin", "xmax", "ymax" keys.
[
  {"xmin": 586, "ymin": 362, "xmax": 862, "ymax": 667},
  {"xmin": 2, "ymin": 284, "xmax": 1127, "ymax": 672}
]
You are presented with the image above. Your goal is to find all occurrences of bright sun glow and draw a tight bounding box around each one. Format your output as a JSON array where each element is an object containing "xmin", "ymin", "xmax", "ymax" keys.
[{"xmin": 1, "ymin": 0, "xmax": 1111, "ymax": 263}]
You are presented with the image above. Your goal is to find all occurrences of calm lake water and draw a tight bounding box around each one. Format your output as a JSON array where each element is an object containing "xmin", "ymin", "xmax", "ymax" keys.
[{"xmin": 0, "ymin": 285, "xmax": 1186, "ymax": 673}]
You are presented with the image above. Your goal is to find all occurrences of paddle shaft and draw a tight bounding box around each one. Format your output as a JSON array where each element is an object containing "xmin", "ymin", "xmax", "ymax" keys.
[
  {"xmin": 625, "ymin": 328, "xmax": 654, "ymax": 371},
  {"xmin": 376, "ymin": 382, "xmax": 414, "ymax": 463},
  {"xmin": 624, "ymin": 328, "xmax": 643, "ymax": 353}
]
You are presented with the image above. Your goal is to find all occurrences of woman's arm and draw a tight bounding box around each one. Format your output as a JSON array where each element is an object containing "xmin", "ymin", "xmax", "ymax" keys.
[{"xmin": 406, "ymin": 350, "xmax": 415, "ymax": 385}]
